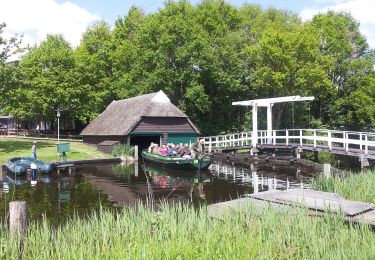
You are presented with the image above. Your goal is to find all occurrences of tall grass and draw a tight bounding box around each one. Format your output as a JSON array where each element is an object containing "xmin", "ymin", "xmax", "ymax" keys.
[
  {"xmin": 1, "ymin": 202, "xmax": 375, "ymax": 259},
  {"xmin": 313, "ymin": 170, "xmax": 375, "ymax": 203},
  {"xmin": 112, "ymin": 144, "xmax": 135, "ymax": 157}
]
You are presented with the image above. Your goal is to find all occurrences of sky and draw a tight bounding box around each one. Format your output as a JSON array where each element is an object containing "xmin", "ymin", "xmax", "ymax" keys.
[{"xmin": 1, "ymin": 0, "xmax": 375, "ymax": 49}]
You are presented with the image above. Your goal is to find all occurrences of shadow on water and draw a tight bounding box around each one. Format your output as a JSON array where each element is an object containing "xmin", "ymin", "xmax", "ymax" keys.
[{"xmin": 0, "ymin": 159, "xmax": 314, "ymax": 225}]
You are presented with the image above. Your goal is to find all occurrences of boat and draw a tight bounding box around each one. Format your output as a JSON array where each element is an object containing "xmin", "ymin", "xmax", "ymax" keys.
[
  {"xmin": 141, "ymin": 151, "xmax": 213, "ymax": 170},
  {"xmin": 6, "ymin": 157, "xmax": 54, "ymax": 175}
]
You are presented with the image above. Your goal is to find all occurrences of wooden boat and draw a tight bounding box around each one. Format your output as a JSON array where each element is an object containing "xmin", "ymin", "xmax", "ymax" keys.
[
  {"xmin": 142, "ymin": 151, "xmax": 213, "ymax": 170},
  {"xmin": 6, "ymin": 157, "xmax": 54, "ymax": 175}
]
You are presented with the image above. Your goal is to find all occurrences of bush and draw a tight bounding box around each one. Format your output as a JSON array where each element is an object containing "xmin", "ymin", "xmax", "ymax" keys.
[{"xmin": 112, "ymin": 144, "xmax": 134, "ymax": 157}]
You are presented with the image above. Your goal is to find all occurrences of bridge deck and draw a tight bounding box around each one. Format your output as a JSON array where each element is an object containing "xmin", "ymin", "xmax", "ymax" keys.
[
  {"xmin": 204, "ymin": 129, "xmax": 375, "ymax": 160},
  {"xmin": 219, "ymin": 143, "xmax": 375, "ymax": 159}
]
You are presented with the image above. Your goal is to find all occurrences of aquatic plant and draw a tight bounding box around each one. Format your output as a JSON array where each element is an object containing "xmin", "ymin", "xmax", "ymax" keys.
[
  {"xmin": 1, "ymin": 202, "xmax": 375, "ymax": 259},
  {"xmin": 112, "ymin": 144, "xmax": 135, "ymax": 157},
  {"xmin": 313, "ymin": 170, "xmax": 375, "ymax": 204}
]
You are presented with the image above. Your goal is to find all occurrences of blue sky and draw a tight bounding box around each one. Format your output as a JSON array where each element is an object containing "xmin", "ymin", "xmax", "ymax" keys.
[
  {"xmin": 60, "ymin": 0, "xmax": 317, "ymax": 23},
  {"xmin": 1, "ymin": 0, "xmax": 375, "ymax": 48}
]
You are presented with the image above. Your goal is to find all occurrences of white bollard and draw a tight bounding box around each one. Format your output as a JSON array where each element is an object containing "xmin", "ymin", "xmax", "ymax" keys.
[{"xmin": 134, "ymin": 145, "xmax": 139, "ymax": 159}]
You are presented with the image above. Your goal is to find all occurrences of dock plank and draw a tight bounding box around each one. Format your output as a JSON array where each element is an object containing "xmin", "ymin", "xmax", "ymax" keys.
[
  {"xmin": 248, "ymin": 189, "xmax": 374, "ymax": 216},
  {"xmin": 207, "ymin": 198, "xmax": 291, "ymax": 219}
]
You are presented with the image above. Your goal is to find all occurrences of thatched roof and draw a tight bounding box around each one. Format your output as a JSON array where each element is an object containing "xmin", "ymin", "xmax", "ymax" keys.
[{"xmin": 80, "ymin": 90, "xmax": 200, "ymax": 136}]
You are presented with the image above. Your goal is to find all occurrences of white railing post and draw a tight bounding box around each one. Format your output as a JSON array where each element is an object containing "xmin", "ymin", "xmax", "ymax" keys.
[
  {"xmin": 286, "ymin": 130, "xmax": 289, "ymax": 146},
  {"xmin": 209, "ymin": 137, "xmax": 212, "ymax": 153},
  {"xmin": 365, "ymin": 135, "xmax": 368, "ymax": 155},
  {"xmin": 360, "ymin": 133, "xmax": 363, "ymax": 151},
  {"xmin": 345, "ymin": 132, "xmax": 349, "ymax": 153},
  {"xmin": 313, "ymin": 130, "xmax": 317, "ymax": 148},
  {"xmin": 300, "ymin": 129, "xmax": 303, "ymax": 146},
  {"xmin": 328, "ymin": 131, "xmax": 332, "ymax": 150},
  {"xmin": 273, "ymin": 130, "xmax": 276, "ymax": 145},
  {"xmin": 241, "ymin": 133, "xmax": 244, "ymax": 147}
]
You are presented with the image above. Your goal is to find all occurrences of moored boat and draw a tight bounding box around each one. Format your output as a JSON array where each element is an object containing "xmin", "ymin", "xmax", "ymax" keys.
[
  {"xmin": 142, "ymin": 151, "xmax": 213, "ymax": 170},
  {"xmin": 6, "ymin": 157, "xmax": 54, "ymax": 175}
]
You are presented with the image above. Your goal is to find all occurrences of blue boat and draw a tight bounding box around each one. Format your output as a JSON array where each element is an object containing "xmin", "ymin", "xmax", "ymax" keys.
[{"xmin": 6, "ymin": 157, "xmax": 54, "ymax": 175}]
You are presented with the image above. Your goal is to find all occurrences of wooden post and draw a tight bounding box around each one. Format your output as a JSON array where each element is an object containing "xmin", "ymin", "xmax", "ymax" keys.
[
  {"xmin": 313, "ymin": 130, "xmax": 317, "ymax": 148},
  {"xmin": 252, "ymin": 172, "xmax": 259, "ymax": 194},
  {"xmin": 323, "ymin": 163, "xmax": 331, "ymax": 178},
  {"xmin": 9, "ymin": 201, "xmax": 27, "ymax": 236},
  {"xmin": 0, "ymin": 164, "xmax": 4, "ymax": 180},
  {"xmin": 360, "ymin": 156, "xmax": 369, "ymax": 170},
  {"xmin": 134, "ymin": 145, "xmax": 138, "ymax": 159},
  {"xmin": 328, "ymin": 131, "xmax": 332, "ymax": 150},
  {"xmin": 295, "ymin": 147, "xmax": 301, "ymax": 159}
]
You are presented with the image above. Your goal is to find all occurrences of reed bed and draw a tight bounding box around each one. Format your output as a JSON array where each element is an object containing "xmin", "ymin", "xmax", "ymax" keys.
[
  {"xmin": 1, "ymin": 202, "xmax": 375, "ymax": 259},
  {"xmin": 313, "ymin": 169, "xmax": 375, "ymax": 203}
]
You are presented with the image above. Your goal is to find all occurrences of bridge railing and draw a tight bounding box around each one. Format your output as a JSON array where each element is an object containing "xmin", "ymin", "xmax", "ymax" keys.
[{"xmin": 204, "ymin": 129, "xmax": 375, "ymax": 155}]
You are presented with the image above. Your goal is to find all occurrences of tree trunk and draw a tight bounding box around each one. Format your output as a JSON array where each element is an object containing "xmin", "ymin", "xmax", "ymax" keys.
[{"xmin": 274, "ymin": 104, "xmax": 285, "ymax": 129}]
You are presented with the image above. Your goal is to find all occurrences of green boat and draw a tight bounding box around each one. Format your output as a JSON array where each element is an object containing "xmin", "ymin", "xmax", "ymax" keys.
[{"xmin": 141, "ymin": 151, "xmax": 213, "ymax": 170}]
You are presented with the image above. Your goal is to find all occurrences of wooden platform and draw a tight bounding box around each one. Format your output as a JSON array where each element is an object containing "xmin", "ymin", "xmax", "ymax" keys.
[
  {"xmin": 247, "ymin": 189, "xmax": 374, "ymax": 216},
  {"xmin": 207, "ymin": 189, "xmax": 375, "ymax": 227}
]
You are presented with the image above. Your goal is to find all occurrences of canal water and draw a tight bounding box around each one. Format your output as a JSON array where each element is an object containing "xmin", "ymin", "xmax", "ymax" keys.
[{"xmin": 0, "ymin": 160, "xmax": 314, "ymax": 225}]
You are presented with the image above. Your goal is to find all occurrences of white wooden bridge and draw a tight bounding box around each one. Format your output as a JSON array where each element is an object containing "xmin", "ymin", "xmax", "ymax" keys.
[
  {"xmin": 204, "ymin": 129, "xmax": 375, "ymax": 160},
  {"xmin": 204, "ymin": 95, "xmax": 375, "ymax": 161}
]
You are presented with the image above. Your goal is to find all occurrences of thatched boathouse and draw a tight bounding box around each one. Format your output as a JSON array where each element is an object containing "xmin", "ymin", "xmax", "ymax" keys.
[{"xmin": 80, "ymin": 91, "xmax": 200, "ymax": 150}]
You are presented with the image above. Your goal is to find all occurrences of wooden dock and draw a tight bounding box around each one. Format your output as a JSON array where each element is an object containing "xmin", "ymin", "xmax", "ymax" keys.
[{"xmin": 207, "ymin": 189, "xmax": 375, "ymax": 227}]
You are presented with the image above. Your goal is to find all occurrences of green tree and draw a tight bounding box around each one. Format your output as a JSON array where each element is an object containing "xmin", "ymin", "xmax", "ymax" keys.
[
  {"xmin": 247, "ymin": 25, "xmax": 334, "ymax": 128},
  {"xmin": 0, "ymin": 22, "xmax": 23, "ymax": 113},
  {"xmin": 8, "ymin": 34, "xmax": 80, "ymax": 122},
  {"xmin": 74, "ymin": 21, "xmax": 114, "ymax": 121},
  {"xmin": 310, "ymin": 11, "xmax": 375, "ymax": 129}
]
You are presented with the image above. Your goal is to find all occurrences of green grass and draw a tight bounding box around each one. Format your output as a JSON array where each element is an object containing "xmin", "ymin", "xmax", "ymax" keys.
[
  {"xmin": 1, "ymin": 203, "xmax": 375, "ymax": 259},
  {"xmin": 0, "ymin": 137, "xmax": 110, "ymax": 164},
  {"xmin": 313, "ymin": 170, "xmax": 375, "ymax": 204}
]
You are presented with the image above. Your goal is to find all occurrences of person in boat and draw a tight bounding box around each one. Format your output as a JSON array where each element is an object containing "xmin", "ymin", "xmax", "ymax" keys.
[
  {"xmin": 174, "ymin": 144, "xmax": 181, "ymax": 155},
  {"xmin": 191, "ymin": 139, "xmax": 205, "ymax": 160},
  {"xmin": 159, "ymin": 145, "xmax": 168, "ymax": 156},
  {"xmin": 191, "ymin": 143, "xmax": 200, "ymax": 159},
  {"xmin": 198, "ymin": 139, "xmax": 205, "ymax": 158},
  {"xmin": 167, "ymin": 144, "xmax": 176, "ymax": 156},
  {"xmin": 31, "ymin": 141, "xmax": 37, "ymax": 159},
  {"xmin": 148, "ymin": 142, "xmax": 157, "ymax": 153},
  {"xmin": 179, "ymin": 143, "xmax": 191, "ymax": 157}
]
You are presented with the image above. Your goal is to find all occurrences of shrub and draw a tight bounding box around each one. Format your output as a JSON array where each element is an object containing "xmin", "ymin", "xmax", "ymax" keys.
[{"xmin": 112, "ymin": 144, "xmax": 135, "ymax": 157}]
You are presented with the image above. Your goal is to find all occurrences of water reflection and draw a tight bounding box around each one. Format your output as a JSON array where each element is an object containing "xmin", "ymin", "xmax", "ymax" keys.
[
  {"xmin": 209, "ymin": 161, "xmax": 313, "ymax": 191},
  {"xmin": 0, "ymin": 160, "xmax": 313, "ymax": 224}
]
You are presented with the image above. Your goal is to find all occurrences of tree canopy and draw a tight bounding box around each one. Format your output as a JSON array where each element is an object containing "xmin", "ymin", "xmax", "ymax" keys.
[{"xmin": 1, "ymin": 1, "xmax": 374, "ymax": 134}]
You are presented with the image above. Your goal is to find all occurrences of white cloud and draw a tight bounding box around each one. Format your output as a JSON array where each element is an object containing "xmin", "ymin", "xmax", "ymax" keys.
[
  {"xmin": 0, "ymin": 0, "xmax": 101, "ymax": 49},
  {"xmin": 300, "ymin": 0, "xmax": 375, "ymax": 48}
]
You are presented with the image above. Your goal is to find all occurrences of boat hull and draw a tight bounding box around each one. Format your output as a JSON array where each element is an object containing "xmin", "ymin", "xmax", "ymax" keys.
[
  {"xmin": 142, "ymin": 151, "xmax": 213, "ymax": 171},
  {"xmin": 6, "ymin": 157, "xmax": 54, "ymax": 175}
]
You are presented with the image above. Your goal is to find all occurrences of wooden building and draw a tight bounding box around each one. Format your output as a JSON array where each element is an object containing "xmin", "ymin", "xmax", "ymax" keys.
[{"xmin": 80, "ymin": 91, "xmax": 200, "ymax": 150}]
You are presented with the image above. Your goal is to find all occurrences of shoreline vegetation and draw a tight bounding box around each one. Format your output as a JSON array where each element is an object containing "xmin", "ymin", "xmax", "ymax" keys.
[
  {"xmin": 1, "ymin": 202, "xmax": 375, "ymax": 259},
  {"xmin": 1, "ymin": 170, "xmax": 375, "ymax": 258},
  {"xmin": 0, "ymin": 137, "xmax": 110, "ymax": 164}
]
